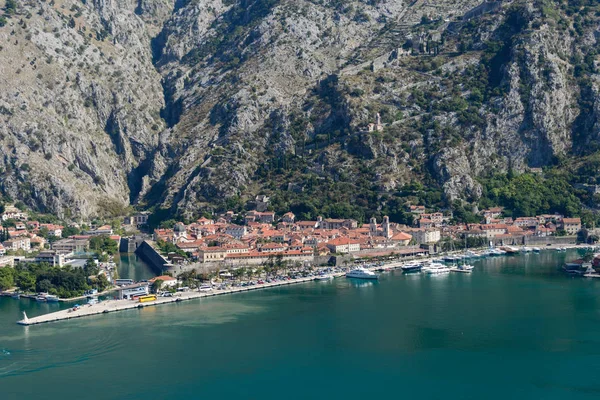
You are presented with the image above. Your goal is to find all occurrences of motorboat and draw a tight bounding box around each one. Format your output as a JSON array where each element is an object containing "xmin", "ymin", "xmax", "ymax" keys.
[
  {"xmin": 464, "ymin": 250, "xmax": 481, "ymax": 258},
  {"xmin": 35, "ymin": 293, "xmax": 48, "ymax": 302},
  {"xmin": 521, "ymin": 247, "xmax": 532, "ymax": 253},
  {"xmin": 451, "ymin": 264, "xmax": 474, "ymax": 273},
  {"xmin": 314, "ymin": 274, "xmax": 333, "ymax": 281},
  {"xmin": 401, "ymin": 263, "xmax": 422, "ymax": 273},
  {"xmin": 425, "ymin": 263, "xmax": 451, "ymax": 275},
  {"xmin": 45, "ymin": 295, "xmax": 59, "ymax": 302},
  {"xmin": 346, "ymin": 267, "xmax": 379, "ymax": 280},
  {"xmin": 533, "ymin": 247, "xmax": 541, "ymax": 253},
  {"xmin": 443, "ymin": 255, "xmax": 461, "ymax": 262},
  {"xmin": 501, "ymin": 246, "xmax": 520, "ymax": 254}
]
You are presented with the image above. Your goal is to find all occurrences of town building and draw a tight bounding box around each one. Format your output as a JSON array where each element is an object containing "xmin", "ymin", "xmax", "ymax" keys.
[
  {"xmin": 255, "ymin": 195, "xmax": 270, "ymax": 212},
  {"xmin": 561, "ymin": 218, "xmax": 581, "ymax": 235},
  {"xmin": 225, "ymin": 225, "xmax": 247, "ymax": 239},
  {"xmin": 124, "ymin": 212, "xmax": 149, "ymax": 226},
  {"xmin": 198, "ymin": 247, "xmax": 228, "ymax": 263},
  {"xmin": 2, "ymin": 237, "xmax": 31, "ymax": 251},
  {"xmin": 0, "ymin": 256, "xmax": 14, "ymax": 268},
  {"xmin": 34, "ymin": 250, "xmax": 65, "ymax": 267},
  {"xmin": 412, "ymin": 228, "xmax": 441, "ymax": 244},
  {"xmin": 148, "ymin": 275, "xmax": 178, "ymax": 289},
  {"xmin": 326, "ymin": 237, "xmax": 361, "ymax": 254}
]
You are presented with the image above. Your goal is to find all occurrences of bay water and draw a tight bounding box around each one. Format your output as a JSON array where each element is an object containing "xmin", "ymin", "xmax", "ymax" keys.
[{"xmin": 1, "ymin": 250, "xmax": 600, "ymax": 399}]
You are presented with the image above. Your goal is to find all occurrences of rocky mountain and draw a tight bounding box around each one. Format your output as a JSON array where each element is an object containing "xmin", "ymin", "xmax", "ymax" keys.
[{"xmin": 1, "ymin": 0, "xmax": 600, "ymax": 221}]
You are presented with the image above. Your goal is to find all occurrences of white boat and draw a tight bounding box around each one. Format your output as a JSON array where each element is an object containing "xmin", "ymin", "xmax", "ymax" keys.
[
  {"xmin": 346, "ymin": 267, "xmax": 379, "ymax": 280},
  {"xmin": 501, "ymin": 246, "xmax": 520, "ymax": 254},
  {"xmin": 464, "ymin": 250, "xmax": 481, "ymax": 258},
  {"xmin": 450, "ymin": 266, "xmax": 473, "ymax": 274},
  {"xmin": 533, "ymin": 247, "xmax": 540, "ymax": 253},
  {"xmin": 314, "ymin": 275, "xmax": 333, "ymax": 281},
  {"xmin": 87, "ymin": 297, "xmax": 99, "ymax": 305},
  {"xmin": 401, "ymin": 263, "xmax": 422, "ymax": 273},
  {"xmin": 522, "ymin": 247, "xmax": 532, "ymax": 253},
  {"xmin": 486, "ymin": 248, "xmax": 505, "ymax": 256},
  {"xmin": 35, "ymin": 293, "xmax": 48, "ymax": 302},
  {"xmin": 425, "ymin": 263, "xmax": 451, "ymax": 275},
  {"xmin": 45, "ymin": 295, "xmax": 59, "ymax": 302}
]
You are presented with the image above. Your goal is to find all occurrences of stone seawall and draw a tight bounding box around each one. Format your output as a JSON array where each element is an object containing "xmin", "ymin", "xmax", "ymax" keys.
[
  {"xmin": 489, "ymin": 235, "xmax": 577, "ymax": 247},
  {"xmin": 135, "ymin": 241, "xmax": 171, "ymax": 274}
]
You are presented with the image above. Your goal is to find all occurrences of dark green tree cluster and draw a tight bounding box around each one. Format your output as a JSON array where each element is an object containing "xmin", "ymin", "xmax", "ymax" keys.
[
  {"xmin": 89, "ymin": 235, "xmax": 118, "ymax": 255},
  {"xmin": 156, "ymin": 239, "xmax": 188, "ymax": 258},
  {"xmin": 479, "ymin": 172, "xmax": 581, "ymax": 218},
  {"xmin": 0, "ymin": 227, "xmax": 10, "ymax": 242},
  {"xmin": 9, "ymin": 262, "xmax": 109, "ymax": 297}
]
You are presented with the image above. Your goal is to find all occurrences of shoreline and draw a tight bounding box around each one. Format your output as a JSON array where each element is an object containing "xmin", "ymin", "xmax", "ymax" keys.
[{"xmin": 14, "ymin": 244, "xmax": 593, "ymax": 326}]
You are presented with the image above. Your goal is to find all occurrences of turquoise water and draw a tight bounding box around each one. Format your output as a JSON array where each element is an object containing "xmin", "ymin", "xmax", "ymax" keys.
[{"xmin": 2, "ymin": 250, "xmax": 600, "ymax": 399}]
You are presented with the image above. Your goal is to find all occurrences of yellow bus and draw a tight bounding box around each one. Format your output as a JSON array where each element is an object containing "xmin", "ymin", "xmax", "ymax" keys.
[{"xmin": 138, "ymin": 295, "xmax": 157, "ymax": 303}]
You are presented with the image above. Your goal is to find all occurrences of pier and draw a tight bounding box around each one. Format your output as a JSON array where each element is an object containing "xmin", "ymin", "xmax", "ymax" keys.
[{"xmin": 16, "ymin": 271, "xmax": 363, "ymax": 326}]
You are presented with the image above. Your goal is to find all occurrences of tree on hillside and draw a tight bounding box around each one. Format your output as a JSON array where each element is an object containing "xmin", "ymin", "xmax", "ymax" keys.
[
  {"xmin": 84, "ymin": 259, "xmax": 99, "ymax": 276},
  {"xmin": 61, "ymin": 226, "xmax": 81, "ymax": 238},
  {"xmin": 0, "ymin": 268, "xmax": 15, "ymax": 290},
  {"xmin": 89, "ymin": 235, "xmax": 118, "ymax": 255},
  {"xmin": 16, "ymin": 270, "xmax": 36, "ymax": 292}
]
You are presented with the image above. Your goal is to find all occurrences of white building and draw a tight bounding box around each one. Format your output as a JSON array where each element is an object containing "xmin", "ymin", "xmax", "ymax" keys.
[
  {"xmin": 2, "ymin": 237, "xmax": 31, "ymax": 251},
  {"xmin": 148, "ymin": 275, "xmax": 178, "ymax": 289},
  {"xmin": 326, "ymin": 237, "xmax": 361, "ymax": 254},
  {"xmin": 119, "ymin": 284, "xmax": 149, "ymax": 300}
]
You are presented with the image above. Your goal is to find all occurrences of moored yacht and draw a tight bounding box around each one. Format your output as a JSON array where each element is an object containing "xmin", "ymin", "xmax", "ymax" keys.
[
  {"xmin": 425, "ymin": 263, "xmax": 451, "ymax": 275},
  {"xmin": 314, "ymin": 274, "xmax": 333, "ymax": 281},
  {"xmin": 45, "ymin": 295, "xmax": 59, "ymax": 302},
  {"xmin": 346, "ymin": 267, "xmax": 379, "ymax": 280},
  {"xmin": 501, "ymin": 246, "xmax": 520, "ymax": 254},
  {"xmin": 401, "ymin": 263, "xmax": 422, "ymax": 273}
]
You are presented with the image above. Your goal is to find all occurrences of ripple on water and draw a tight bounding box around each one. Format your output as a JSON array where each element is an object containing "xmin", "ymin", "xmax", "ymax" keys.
[{"xmin": 0, "ymin": 324, "xmax": 125, "ymax": 378}]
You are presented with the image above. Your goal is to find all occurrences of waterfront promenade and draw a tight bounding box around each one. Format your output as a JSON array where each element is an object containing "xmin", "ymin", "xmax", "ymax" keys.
[{"xmin": 16, "ymin": 269, "xmax": 368, "ymax": 326}]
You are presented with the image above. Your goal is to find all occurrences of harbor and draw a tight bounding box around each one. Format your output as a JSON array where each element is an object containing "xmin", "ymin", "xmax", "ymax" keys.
[{"xmin": 13, "ymin": 244, "xmax": 596, "ymax": 326}]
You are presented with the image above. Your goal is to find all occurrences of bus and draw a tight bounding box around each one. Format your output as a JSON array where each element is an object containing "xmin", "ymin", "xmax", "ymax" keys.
[
  {"xmin": 138, "ymin": 295, "xmax": 157, "ymax": 303},
  {"xmin": 115, "ymin": 279, "xmax": 134, "ymax": 286}
]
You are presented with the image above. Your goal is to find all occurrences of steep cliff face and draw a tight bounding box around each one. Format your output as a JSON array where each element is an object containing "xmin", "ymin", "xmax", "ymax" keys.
[
  {"xmin": 2, "ymin": 0, "xmax": 600, "ymax": 219},
  {"xmin": 0, "ymin": 0, "xmax": 165, "ymax": 218},
  {"xmin": 148, "ymin": 0, "xmax": 485, "ymax": 213}
]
